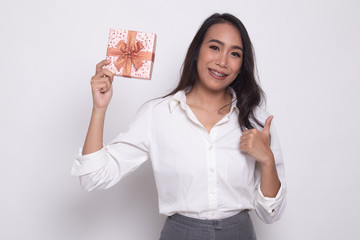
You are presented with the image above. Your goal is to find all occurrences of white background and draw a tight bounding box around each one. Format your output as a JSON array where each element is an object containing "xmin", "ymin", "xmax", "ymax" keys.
[{"xmin": 1, "ymin": 0, "xmax": 359, "ymax": 239}]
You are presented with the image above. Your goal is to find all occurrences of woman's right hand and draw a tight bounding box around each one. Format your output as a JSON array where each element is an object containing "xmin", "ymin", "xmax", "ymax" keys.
[{"xmin": 90, "ymin": 59, "xmax": 114, "ymax": 110}]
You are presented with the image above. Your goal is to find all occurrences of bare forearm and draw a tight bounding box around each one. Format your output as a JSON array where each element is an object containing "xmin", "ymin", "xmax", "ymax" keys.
[
  {"xmin": 82, "ymin": 108, "xmax": 107, "ymax": 155},
  {"xmin": 260, "ymin": 155, "xmax": 281, "ymax": 198}
]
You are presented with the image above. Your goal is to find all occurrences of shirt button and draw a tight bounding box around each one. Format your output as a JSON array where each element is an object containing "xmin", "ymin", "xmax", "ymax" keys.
[
  {"xmin": 210, "ymin": 167, "xmax": 215, "ymax": 173},
  {"xmin": 209, "ymin": 145, "xmax": 213, "ymax": 150},
  {"xmin": 211, "ymin": 190, "xmax": 216, "ymax": 195}
]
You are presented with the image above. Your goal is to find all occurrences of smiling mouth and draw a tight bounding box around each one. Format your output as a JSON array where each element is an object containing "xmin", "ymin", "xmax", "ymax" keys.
[{"xmin": 209, "ymin": 69, "xmax": 228, "ymax": 78}]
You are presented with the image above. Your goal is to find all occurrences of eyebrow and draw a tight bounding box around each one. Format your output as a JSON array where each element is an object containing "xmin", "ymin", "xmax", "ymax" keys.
[{"xmin": 207, "ymin": 39, "xmax": 244, "ymax": 52}]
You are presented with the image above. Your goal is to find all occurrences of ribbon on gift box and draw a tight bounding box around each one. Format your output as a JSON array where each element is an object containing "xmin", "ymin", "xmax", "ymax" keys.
[{"xmin": 107, "ymin": 30, "xmax": 155, "ymax": 77}]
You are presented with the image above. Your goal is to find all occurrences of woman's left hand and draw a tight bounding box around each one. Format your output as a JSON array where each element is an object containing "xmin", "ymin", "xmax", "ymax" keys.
[{"xmin": 240, "ymin": 116, "xmax": 274, "ymax": 165}]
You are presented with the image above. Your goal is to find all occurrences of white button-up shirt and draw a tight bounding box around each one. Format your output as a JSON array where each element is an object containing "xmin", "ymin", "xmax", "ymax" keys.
[{"xmin": 71, "ymin": 89, "xmax": 286, "ymax": 223}]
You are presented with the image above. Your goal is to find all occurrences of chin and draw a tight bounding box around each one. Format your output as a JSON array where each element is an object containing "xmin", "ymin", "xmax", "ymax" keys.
[{"xmin": 205, "ymin": 83, "xmax": 231, "ymax": 93}]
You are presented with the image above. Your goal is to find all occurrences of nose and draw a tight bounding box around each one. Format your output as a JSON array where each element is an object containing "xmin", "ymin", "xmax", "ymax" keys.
[{"xmin": 215, "ymin": 52, "xmax": 227, "ymax": 68}]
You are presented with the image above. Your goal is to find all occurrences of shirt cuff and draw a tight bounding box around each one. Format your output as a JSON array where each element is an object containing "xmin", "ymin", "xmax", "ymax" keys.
[
  {"xmin": 256, "ymin": 182, "xmax": 285, "ymax": 216},
  {"xmin": 71, "ymin": 147, "xmax": 106, "ymax": 176}
]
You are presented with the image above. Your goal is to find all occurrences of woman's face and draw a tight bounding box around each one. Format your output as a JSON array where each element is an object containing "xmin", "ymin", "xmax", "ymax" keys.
[{"xmin": 196, "ymin": 23, "xmax": 243, "ymax": 93}]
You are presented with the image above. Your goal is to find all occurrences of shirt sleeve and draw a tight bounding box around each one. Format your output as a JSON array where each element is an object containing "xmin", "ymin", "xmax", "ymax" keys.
[
  {"xmin": 71, "ymin": 101, "xmax": 152, "ymax": 191},
  {"xmin": 253, "ymin": 117, "xmax": 287, "ymax": 224}
]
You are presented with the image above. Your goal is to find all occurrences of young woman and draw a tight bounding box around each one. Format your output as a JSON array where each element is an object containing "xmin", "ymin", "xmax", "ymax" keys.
[{"xmin": 72, "ymin": 13, "xmax": 286, "ymax": 240}]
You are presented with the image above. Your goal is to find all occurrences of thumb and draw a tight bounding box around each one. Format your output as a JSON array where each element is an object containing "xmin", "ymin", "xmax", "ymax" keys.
[{"xmin": 261, "ymin": 115, "xmax": 273, "ymax": 136}]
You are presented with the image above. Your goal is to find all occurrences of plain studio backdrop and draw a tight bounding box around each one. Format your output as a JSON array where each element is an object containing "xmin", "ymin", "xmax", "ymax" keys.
[{"xmin": 0, "ymin": 0, "xmax": 359, "ymax": 239}]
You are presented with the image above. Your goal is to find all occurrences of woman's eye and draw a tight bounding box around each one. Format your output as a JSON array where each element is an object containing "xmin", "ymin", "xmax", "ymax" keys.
[
  {"xmin": 210, "ymin": 46, "xmax": 219, "ymax": 51},
  {"xmin": 231, "ymin": 52, "xmax": 242, "ymax": 58}
]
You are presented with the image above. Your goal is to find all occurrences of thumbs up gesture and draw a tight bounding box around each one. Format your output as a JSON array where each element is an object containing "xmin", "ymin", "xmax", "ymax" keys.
[{"xmin": 240, "ymin": 116, "xmax": 275, "ymax": 165}]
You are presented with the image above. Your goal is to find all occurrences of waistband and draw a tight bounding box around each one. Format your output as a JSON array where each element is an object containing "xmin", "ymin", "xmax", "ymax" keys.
[{"xmin": 169, "ymin": 210, "xmax": 250, "ymax": 230}]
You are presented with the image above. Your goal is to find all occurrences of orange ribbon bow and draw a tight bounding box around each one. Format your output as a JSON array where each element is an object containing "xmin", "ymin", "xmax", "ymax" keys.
[{"xmin": 107, "ymin": 31, "xmax": 154, "ymax": 77}]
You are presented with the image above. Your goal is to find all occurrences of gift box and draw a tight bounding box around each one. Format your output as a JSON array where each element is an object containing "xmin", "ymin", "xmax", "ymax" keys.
[{"xmin": 105, "ymin": 28, "xmax": 156, "ymax": 80}]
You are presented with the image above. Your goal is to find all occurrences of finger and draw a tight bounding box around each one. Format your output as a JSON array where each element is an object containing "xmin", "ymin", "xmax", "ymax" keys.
[
  {"xmin": 92, "ymin": 82, "xmax": 107, "ymax": 92},
  {"xmin": 94, "ymin": 68, "xmax": 114, "ymax": 79},
  {"xmin": 240, "ymin": 135, "xmax": 252, "ymax": 148},
  {"xmin": 239, "ymin": 142, "xmax": 249, "ymax": 153},
  {"xmin": 240, "ymin": 134, "xmax": 250, "ymax": 143},
  {"xmin": 91, "ymin": 75, "xmax": 110, "ymax": 86},
  {"xmin": 240, "ymin": 139, "xmax": 253, "ymax": 148},
  {"xmin": 261, "ymin": 116, "xmax": 273, "ymax": 136},
  {"xmin": 241, "ymin": 131, "xmax": 257, "ymax": 142},
  {"xmin": 240, "ymin": 136, "xmax": 252, "ymax": 150},
  {"xmin": 98, "ymin": 77, "xmax": 112, "ymax": 87},
  {"xmin": 95, "ymin": 59, "xmax": 111, "ymax": 73},
  {"xmin": 242, "ymin": 128, "xmax": 258, "ymax": 136},
  {"xmin": 102, "ymin": 68, "xmax": 114, "ymax": 78},
  {"xmin": 100, "ymin": 84, "xmax": 109, "ymax": 93},
  {"xmin": 100, "ymin": 77, "xmax": 112, "ymax": 92},
  {"xmin": 93, "ymin": 78, "xmax": 112, "ymax": 92}
]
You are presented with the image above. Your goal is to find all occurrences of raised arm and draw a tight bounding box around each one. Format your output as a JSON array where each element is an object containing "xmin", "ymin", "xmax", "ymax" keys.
[{"xmin": 82, "ymin": 59, "xmax": 114, "ymax": 155}]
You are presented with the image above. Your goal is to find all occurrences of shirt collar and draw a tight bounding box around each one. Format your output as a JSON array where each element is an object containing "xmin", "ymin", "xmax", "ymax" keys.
[
  {"xmin": 169, "ymin": 88, "xmax": 189, "ymax": 113},
  {"xmin": 228, "ymin": 87, "xmax": 239, "ymax": 115},
  {"xmin": 169, "ymin": 87, "xmax": 239, "ymax": 114}
]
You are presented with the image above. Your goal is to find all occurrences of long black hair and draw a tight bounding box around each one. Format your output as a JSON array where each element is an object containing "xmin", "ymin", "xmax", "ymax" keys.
[{"xmin": 167, "ymin": 13, "xmax": 265, "ymax": 130}]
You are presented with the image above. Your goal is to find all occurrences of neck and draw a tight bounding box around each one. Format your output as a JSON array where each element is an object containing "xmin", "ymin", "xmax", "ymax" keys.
[{"xmin": 186, "ymin": 84, "xmax": 232, "ymax": 112}]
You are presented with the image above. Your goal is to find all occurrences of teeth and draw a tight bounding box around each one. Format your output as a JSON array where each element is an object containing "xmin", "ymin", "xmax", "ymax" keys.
[{"xmin": 210, "ymin": 69, "xmax": 226, "ymax": 77}]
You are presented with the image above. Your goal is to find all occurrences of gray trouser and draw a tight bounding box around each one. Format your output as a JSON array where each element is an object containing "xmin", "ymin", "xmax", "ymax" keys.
[{"xmin": 159, "ymin": 210, "xmax": 257, "ymax": 240}]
